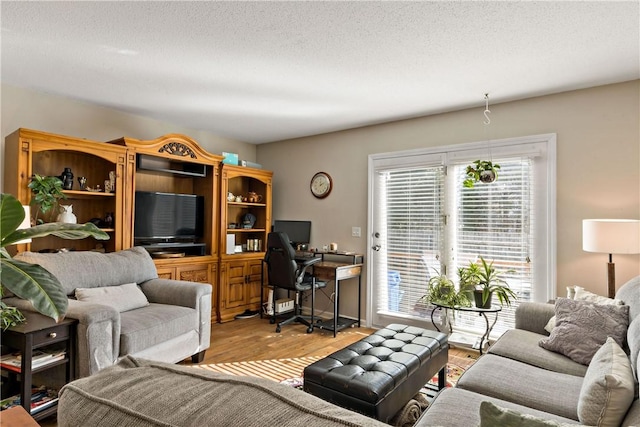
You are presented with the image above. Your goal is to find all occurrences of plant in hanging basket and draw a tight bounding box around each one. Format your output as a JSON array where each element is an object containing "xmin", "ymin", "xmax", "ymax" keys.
[{"xmin": 463, "ymin": 160, "xmax": 500, "ymax": 188}]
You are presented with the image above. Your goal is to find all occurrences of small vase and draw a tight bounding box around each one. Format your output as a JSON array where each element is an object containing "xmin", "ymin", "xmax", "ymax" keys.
[
  {"xmin": 60, "ymin": 168, "xmax": 74, "ymax": 190},
  {"xmin": 57, "ymin": 205, "xmax": 77, "ymax": 224}
]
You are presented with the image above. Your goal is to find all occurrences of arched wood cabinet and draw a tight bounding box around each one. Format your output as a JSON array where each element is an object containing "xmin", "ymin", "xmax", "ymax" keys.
[
  {"xmin": 108, "ymin": 134, "xmax": 223, "ymax": 323},
  {"xmin": 4, "ymin": 128, "xmax": 273, "ymax": 325}
]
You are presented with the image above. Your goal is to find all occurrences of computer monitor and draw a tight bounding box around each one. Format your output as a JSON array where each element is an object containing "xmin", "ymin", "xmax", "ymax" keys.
[{"xmin": 273, "ymin": 220, "xmax": 311, "ymax": 247}]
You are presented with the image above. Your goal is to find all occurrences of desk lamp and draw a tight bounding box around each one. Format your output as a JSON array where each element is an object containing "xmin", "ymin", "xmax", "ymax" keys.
[{"xmin": 582, "ymin": 219, "xmax": 640, "ymax": 298}]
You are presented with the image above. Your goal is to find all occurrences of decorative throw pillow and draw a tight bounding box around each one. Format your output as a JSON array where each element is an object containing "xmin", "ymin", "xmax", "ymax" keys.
[
  {"xmin": 479, "ymin": 401, "xmax": 581, "ymax": 427},
  {"xmin": 75, "ymin": 282, "xmax": 149, "ymax": 313},
  {"xmin": 539, "ymin": 298, "xmax": 629, "ymax": 365},
  {"xmin": 573, "ymin": 286, "xmax": 624, "ymax": 306},
  {"xmin": 543, "ymin": 289, "xmax": 625, "ymax": 333},
  {"xmin": 577, "ymin": 337, "xmax": 635, "ymax": 426}
]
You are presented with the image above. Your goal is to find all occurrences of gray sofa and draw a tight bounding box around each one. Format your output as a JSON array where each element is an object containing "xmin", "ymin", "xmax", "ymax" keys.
[
  {"xmin": 417, "ymin": 275, "xmax": 640, "ymax": 427},
  {"xmin": 5, "ymin": 247, "xmax": 211, "ymax": 378},
  {"xmin": 54, "ymin": 274, "xmax": 639, "ymax": 426}
]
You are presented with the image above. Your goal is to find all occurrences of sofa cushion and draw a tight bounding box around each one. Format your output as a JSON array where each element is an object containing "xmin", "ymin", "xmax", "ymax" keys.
[
  {"xmin": 577, "ymin": 337, "xmax": 635, "ymax": 426},
  {"xmin": 539, "ymin": 298, "xmax": 629, "ymax": 365},
  {"xmin": 545, "ymin": 288, "xmax": 624, "ymax": 333},
  {"xmin": 416, "ymin": 388, "xmax": 581, "ymax": 427},
  {"xmin": 75, "ymin": 282, "xmax": 149, "ymax": 313},
  {"xmin": 489, "ymin": 329, "xmax": 587, "ymax": 377},
  {"xmin": 14, "ymin": 247, "xmax": 158, "ymax": 295},
  {"xmin": 58, "ymin": 356, "xmax": 388, "ymax": 427},
  {"xmin": 456, "ymin": 354, "xmax": 583, "ymax": 420},
  {"xmin": 119, "ymin": 304, "xmax": 197, "ymax": 355},
  {"xmin": 479, "ymin": 401, "xmax": 583, "ymax": 427}
]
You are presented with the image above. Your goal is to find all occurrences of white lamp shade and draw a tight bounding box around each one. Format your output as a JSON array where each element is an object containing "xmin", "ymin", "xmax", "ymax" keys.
[
  {"xmin": 15, "ymin": 205, "xmax": 32, "ymax": 244},
  {"xmin": 583, "ymin": 219, "xmax": 640, "ymax": 254}
]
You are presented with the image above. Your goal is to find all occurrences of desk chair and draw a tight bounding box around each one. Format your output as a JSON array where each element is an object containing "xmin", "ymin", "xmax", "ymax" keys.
[{"xmin": 264, "ymin": 232, "xmax": 326, "ymax": 333}]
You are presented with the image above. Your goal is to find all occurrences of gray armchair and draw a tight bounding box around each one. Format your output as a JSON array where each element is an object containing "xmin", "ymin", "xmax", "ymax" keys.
[{"xmin": 5, "ymin": 247, "xmax": 211, "ymax": 378}]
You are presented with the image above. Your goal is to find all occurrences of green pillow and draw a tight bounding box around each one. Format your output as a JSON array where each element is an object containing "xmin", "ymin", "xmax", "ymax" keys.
[{"xmin": 479, "ymin": 401, "xmax": 585, "ymax": 427}]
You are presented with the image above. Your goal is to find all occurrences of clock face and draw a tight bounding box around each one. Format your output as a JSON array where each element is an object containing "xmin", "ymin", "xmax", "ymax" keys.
[{"xmin": 310, "ymin": 172, "xmax": 332, "ymax": 199}]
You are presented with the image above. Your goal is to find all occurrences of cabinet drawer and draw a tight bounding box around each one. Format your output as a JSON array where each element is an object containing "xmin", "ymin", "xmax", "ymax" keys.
[{"xmin": 32, "ymin": 324, "xmax": 71, "ymax": 346}]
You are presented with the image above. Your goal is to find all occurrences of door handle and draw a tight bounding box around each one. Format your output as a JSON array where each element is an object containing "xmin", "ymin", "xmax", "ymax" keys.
[{"xmin": 372, "ymin": 244, "xmax": 381, "ymax": 251}]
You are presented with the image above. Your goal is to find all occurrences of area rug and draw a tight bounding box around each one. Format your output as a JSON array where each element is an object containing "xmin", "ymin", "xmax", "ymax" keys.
[
  {"xmin": 195, "ymin": 358, "xmax": 465, "ymax": 427},
  {"xmin": 193, "ymin": 356, "xmax": 322, "ymax": 382}
]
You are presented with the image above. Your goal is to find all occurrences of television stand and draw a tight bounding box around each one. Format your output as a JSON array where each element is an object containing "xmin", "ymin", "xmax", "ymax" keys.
[{"xmin": 140, "ymin": 242, "xmax": 206, "ymax": 257}]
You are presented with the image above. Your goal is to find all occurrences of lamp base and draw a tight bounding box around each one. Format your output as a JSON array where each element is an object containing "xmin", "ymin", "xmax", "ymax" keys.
[{"xmin": 607, "ymin": 262, "xmax": 615, "ymax": 298}]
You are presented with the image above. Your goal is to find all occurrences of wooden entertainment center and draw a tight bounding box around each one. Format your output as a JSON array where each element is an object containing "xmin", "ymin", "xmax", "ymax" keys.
[{"xmin": 3, "ymin": 128, "xmax": 272, "ymax": 323}]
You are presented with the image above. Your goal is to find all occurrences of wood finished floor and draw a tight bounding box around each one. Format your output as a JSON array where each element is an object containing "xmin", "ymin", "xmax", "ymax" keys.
[
  {"xmin": 39, "ymin": 316, "xmax": 478, "ymax": 426},
  {"xmin": 201, "ymin": 316, "xmax": 478, "ymax": 370}
]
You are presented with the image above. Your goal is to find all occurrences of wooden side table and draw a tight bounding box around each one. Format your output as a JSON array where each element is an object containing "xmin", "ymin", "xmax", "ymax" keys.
[
  {"xmin": 0, "ymin": 405, "xmax": 40, "ymax": 427},
  {"xmin": 1, "ymin": 311, "xmax": 77, "ymax": 421}
]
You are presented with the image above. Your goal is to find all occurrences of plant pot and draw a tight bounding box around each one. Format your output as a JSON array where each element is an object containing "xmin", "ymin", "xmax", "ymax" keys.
[
  {"xmin": 479, "ymin": 169, "xmax": 496, "ymax": 183},
  {"xmin": 474, "ymin": 290, "xmax": 492, "ymax": 309}
]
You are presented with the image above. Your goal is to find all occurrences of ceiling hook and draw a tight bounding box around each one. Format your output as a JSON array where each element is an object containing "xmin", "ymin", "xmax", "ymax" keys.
[{"xmin": 483, "ymin": 93, "xmax": 491, "ymax": 125}]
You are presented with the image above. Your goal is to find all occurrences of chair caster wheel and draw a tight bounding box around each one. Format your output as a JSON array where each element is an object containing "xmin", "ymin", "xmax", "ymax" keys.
[
  {"xmin": 270, "ymin": 318, "xmax": 275, "ymax": 324},
  {"xmin": 307, "ymin": 327, "xmax": 314, "ymax": 334},
  {"xmin": 276, "ymin": 326, "xmax": 281, "ymax": 333}
]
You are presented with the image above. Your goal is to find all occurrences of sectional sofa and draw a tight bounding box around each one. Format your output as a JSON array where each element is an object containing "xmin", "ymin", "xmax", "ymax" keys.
[
  {"xmin": 55, "ymin": 272, "xmax": 639, "ymax": 426},
  {"xmin": 418, "ymin": 275, "xmax": 640, "ymax": 426}
]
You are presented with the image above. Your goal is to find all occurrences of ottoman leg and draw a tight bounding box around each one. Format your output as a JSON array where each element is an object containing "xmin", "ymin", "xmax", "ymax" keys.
[{"xmin": 438, "ymin": 366, "xmax": 446, "ymax": 390}]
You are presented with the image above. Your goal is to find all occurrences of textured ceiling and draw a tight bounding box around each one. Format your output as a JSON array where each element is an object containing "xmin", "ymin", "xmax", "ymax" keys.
[{"xmin": 1, "ymin": 1, "xmax": 638, "ymax": 144}]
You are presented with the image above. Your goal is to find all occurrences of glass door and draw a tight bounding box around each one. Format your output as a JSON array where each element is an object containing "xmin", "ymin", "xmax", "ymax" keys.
[{"xmin": 368, "ymin": 153, "xmax": 445, "ymax": 328}]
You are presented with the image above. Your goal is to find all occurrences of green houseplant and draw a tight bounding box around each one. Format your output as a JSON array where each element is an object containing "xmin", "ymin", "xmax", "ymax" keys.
[
  {"xmin": 0, "ymin": 193, "xmax": 109, "ymax": 326},
  {"xmin": 421, "ymin": 269, "xmax": 472, "ymax": 308},
  {"xmin": 473, "ymin": 256, "xmax": 517, "ymax": 309},
  {"xmin": 463, "ymin": 160, "xmax": 500, "ymax": 188},
  {"xmin": 28, "ymin": 174, "xmax": 67, "ymax": 224}
]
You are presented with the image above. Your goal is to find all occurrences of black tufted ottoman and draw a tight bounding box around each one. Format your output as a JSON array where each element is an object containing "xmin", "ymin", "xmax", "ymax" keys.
[{"xmin": 303, "ymin": 324, "xmax": 448, "ymax": 423}]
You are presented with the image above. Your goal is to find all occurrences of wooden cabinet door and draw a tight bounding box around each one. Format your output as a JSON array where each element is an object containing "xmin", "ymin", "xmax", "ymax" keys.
[
  {"xmin": 246, "ymin": 259, "xmax": 264, "ymax": 305},
  {"xmin": 176, "ymin": 264, "xmax": 210, "ymax": 284},
  {"xmin": 223, "ymin": 260, "xmax": 247, "ymax": 309},
  {"xmin": 155, "ymin": 266, "xmax": 175, "ymax": 280}
]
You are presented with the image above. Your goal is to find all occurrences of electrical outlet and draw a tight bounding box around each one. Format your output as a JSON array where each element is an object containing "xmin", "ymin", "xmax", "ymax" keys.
[{"xmin": 352, "ymin": 226, "xmax": 361, "ymax": 237}]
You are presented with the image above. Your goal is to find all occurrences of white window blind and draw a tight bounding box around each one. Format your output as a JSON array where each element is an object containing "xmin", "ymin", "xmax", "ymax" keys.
[
  {"xmin": 368, "ymin": 134, "xmax": 555, "ymax": 336},
  {"xmin": 446, "ymin": 158, "xmax": 534, "ymax": 336},
  {"xmin": 375, "ymin": 166, "xmax": 445, "ymax": 317}
]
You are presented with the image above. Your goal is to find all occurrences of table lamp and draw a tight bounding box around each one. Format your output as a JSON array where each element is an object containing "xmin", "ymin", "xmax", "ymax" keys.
[{"xmin": 582, "ymin": 219, "xmax": 640, "ymax": 298}]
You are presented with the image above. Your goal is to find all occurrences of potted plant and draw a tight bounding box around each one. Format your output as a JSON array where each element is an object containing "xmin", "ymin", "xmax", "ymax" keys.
[
  {"xmin": 463, "ymin": 160, "xmax": 500, "ymax": 188},
  {"xmin": 0, "ymin": 193, "xmax": 109, "ymax": 327},
  {"xmin": 473, "ymin": 256, "xmax": 517, "ymax": 309},
  {"xmin": 421, "ymin": 269, "xmax": 472, "ymax": 308},
  {"xmin": 28, "ymin": 174, "xmax": 67, "ymax": 224}
]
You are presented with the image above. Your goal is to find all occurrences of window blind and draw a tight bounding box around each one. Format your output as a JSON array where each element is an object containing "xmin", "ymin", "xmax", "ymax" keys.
[
  {"xmin": 375, "ymin": 166, "xmax": 445, "ymax": 317},
  {"xmin": 447, "ymin": 158, "xmax": 534, "ymax": 336}
]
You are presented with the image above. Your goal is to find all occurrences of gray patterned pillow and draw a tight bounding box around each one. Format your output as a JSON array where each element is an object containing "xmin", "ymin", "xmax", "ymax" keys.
[{"xmin": 539, "ymin": 298, "xmax": 629, "ymax": 365}]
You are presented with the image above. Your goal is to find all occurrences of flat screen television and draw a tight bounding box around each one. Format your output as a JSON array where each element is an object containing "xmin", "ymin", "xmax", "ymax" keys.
[
  {"xmin": 272, "ymin": 220, "xmax": 311, "ymax": 247},
  {"xmin": 134, "ymin": 191, "xmax": 204, "ymax": 243}
]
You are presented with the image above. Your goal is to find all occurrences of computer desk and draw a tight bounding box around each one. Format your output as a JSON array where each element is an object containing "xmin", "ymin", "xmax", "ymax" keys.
[{"xmin": 296, "ymin": 251, "xmax": 364, "ymax": 337}]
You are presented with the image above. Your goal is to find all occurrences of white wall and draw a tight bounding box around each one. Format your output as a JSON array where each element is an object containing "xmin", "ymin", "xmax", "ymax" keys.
[
  {"xmin": 257, "ymin": 80, "xmax": 640, "ymax": 321},
  {"xmin": 1, "ymin": 83, "xmax": 257, "ymax": 191}
]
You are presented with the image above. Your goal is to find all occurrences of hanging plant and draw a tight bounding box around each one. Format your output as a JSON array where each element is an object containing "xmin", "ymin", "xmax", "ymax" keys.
[{"xmin": 463, "ymin": 160, "xmax": 500, "ymax": 188}]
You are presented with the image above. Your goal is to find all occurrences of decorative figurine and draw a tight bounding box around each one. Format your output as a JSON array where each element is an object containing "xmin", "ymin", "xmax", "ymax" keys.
[{"xmin": 60, "ymin": 167, "xmax": 74, "ymax": 190}]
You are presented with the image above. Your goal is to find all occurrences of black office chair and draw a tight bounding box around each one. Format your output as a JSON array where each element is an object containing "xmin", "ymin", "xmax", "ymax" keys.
[{"xmin": 264, "ymin": 231, "xmax": 326, "ymax": 333}]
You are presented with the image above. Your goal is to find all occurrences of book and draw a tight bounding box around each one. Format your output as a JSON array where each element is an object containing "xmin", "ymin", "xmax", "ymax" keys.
[
  {"xmin": 0, "ymin": 350, "xmax": 66, "ymax": 371},
  {"xmin": 0, "ymin": 386, "xmax": 59, "ymax": 413}
]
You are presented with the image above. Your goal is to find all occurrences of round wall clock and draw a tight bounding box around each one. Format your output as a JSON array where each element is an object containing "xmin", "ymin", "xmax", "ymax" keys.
[{"xmin": 310, "ymin": 172, "xmax": 333, "ymax": 199}]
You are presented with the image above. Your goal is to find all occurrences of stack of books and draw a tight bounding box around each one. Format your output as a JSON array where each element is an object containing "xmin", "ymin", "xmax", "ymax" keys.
[
  {"xmin": 0, "ymin": 350, "xmax": 66, "ymax": 372},
  {"xmin": 0, "ymin": 385, "xmax": 59, "ymax": 414}
]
